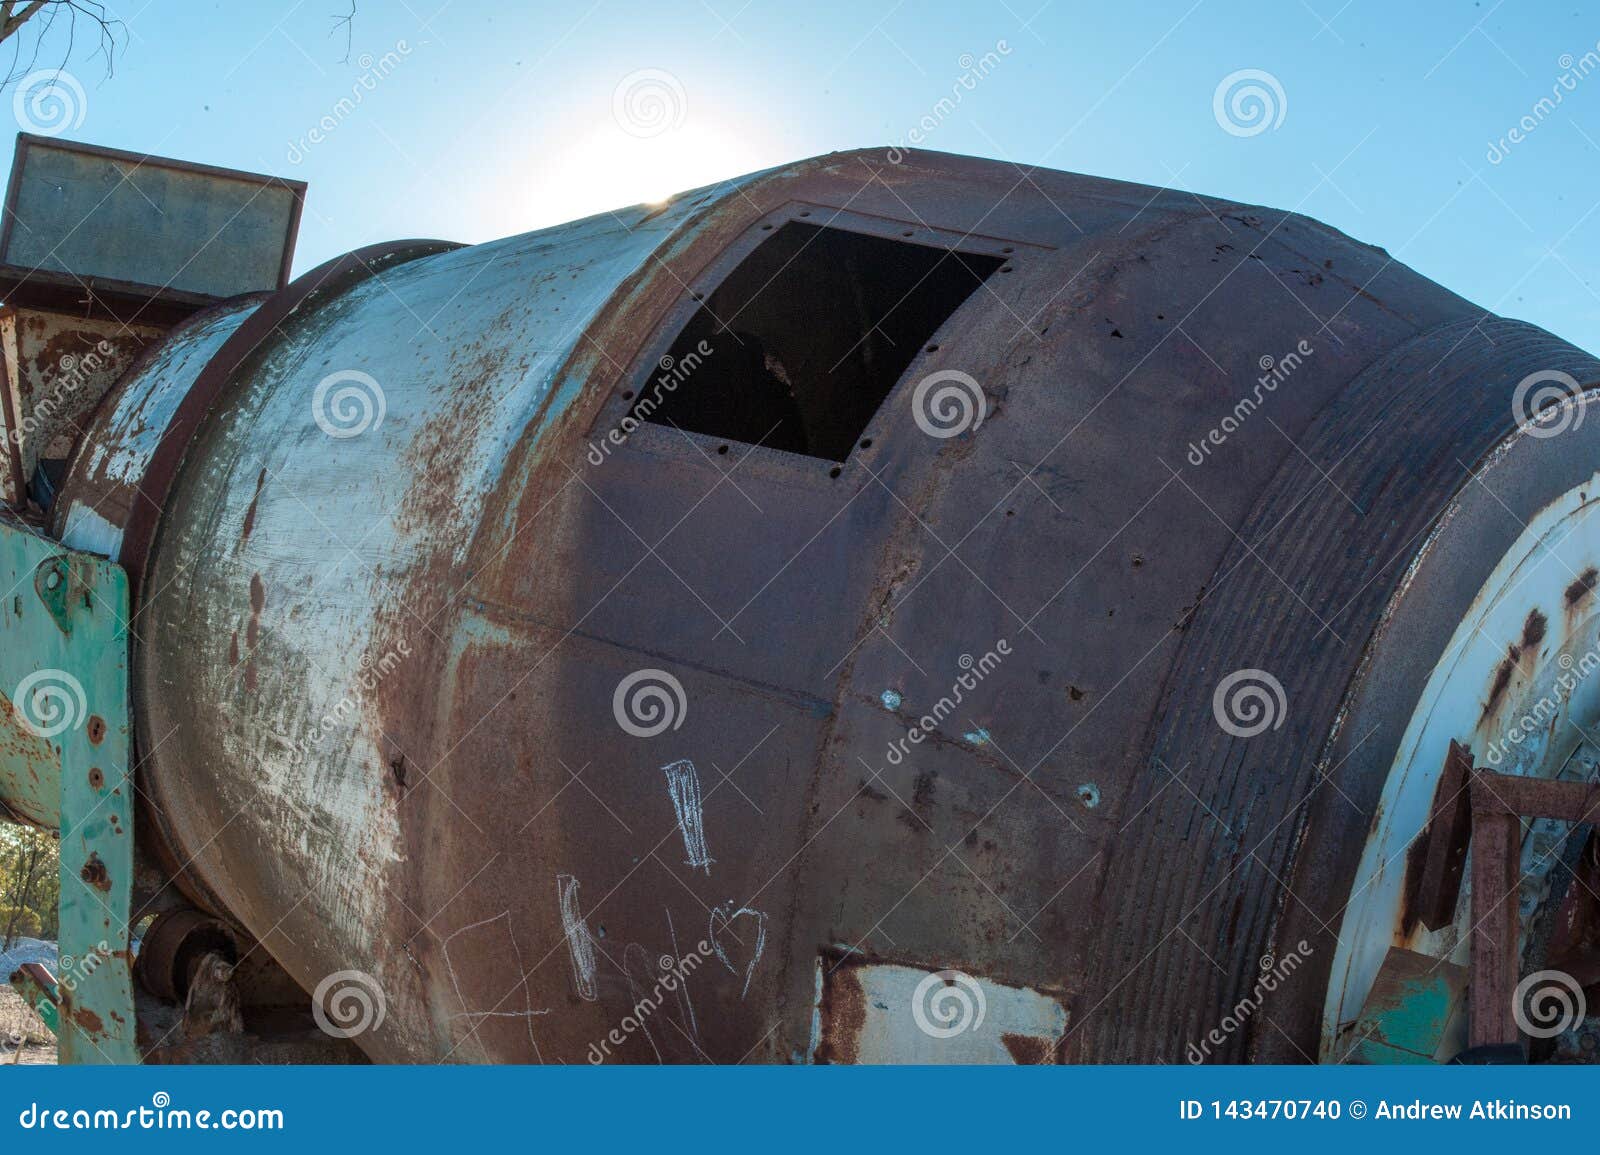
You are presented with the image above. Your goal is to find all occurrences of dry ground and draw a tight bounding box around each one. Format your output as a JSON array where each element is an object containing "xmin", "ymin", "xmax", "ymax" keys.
[{"xmin": 0, "ymin": 981, "xmax": 56, "ymax": 1065}]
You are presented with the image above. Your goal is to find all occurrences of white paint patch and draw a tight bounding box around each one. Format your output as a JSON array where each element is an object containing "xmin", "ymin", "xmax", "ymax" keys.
[
  {"xmin": 708, "ymin": 901, "xmax": 766, "ymax": 999},
  {"xmin": 816, "ymin": 961, "xmax": 1069, "ymax": 1064},
  {"xmin": 661, "ymin": 758, "xmax": 713, "ymax": 873},
  {"xmin": 556, "ymin": 873, "xmax": 599, "ymax": 1001},
  {"xmin": 57, "ymin": 504, "xmax": 122, "ymax": 558}
]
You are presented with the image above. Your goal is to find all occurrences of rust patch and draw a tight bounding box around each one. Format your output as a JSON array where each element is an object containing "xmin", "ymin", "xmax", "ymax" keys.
[
  {"xmin": 71, "ymin": 1007, "xmax": 104, "ymax": 1033},
  {"xmin": 1001, "ymin": 1031, "xmax": 1057, "ymax": 1064},
  {"xmin": 1566, "ymin": 567, "xmax": 1599, "ymax": 606},
  {"xmin": 80, "ymin": 852, "xmax": 111, "ymax": 891},
  {"xmin": 240, "ymin": 467, "xmax": 268, "ymax": 542},
  {"xmin": 87, "ymin": 766, "xmax": 103, "ymax": 790},
  {"xmin": 86, "ymin": 714, "xmax": 105, "ymax": 744},
  {"xmin": 812, "ymin": 959, "xmax": 865, "ymax": 1064},
  {"xmin": 1480, "ymin": 608, "xmax": 1549, "ymax": 722},
  {"xmin": 1522, "ymin": 607, "xmax": 1547, "ymax": 650},
  {"xmin": 244, "ymin": 574, "xmax": 265, "ymax": 691}
]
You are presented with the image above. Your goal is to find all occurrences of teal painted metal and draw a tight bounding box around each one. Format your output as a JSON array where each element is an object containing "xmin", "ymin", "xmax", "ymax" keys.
[
  {"xmin": 8, "ymin": 962, "xmax": 60, "ymax": 1035},
  {"xmin": 0, "ymin": 516, "xmax": 136, "ymax": 1063},
  {"xmin": 1344, "ymin": 947, "xmax": 1468, "ymax": 1064}
]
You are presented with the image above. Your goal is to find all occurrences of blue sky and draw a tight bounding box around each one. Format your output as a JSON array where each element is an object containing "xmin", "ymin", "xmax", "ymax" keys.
[{"xmin": 15, "ymin": 0, "xmax": 1600, "ymax": 352}]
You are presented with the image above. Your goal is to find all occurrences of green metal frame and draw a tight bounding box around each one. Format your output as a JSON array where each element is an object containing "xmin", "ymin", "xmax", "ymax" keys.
[{"xmin": 1, "ymin": 516, "xmax": 136, "ymax": 1063}]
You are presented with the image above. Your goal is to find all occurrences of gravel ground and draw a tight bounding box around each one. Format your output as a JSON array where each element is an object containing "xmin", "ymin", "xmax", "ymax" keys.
[{"xmin": 1, "ymin": 939, "xmax": 58, "ymax": 1065}]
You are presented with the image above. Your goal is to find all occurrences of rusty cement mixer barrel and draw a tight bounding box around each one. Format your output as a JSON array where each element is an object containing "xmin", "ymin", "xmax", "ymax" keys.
[{"xmin": 48, "ymin": 148, "xmax": 1600, "ymax": 1063}]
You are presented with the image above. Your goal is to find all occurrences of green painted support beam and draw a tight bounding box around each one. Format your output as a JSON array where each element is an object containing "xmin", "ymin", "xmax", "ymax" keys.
[
  {"xmin": 9, "ymin": 962, "xmax": 60, "ymax": 1035},
  {"xmin": 0, "ymin": 514, "xmax": 136, "ymax": 1063}
]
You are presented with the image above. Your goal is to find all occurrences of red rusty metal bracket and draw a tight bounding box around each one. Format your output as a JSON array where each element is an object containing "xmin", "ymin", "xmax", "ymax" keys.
[
  {"xmin": 1405, "ymin": 740, "xmax": 1475, "ymax": 933},
  {"xmin": 1465, "ymin": 761, "xmax": 1600, "ymax": 1051}
]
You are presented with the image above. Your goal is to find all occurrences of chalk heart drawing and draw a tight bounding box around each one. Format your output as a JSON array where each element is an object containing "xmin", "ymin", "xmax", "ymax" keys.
[{"xmin": 708, "ymin": 902, "xmax": 767, "ymax": 999}]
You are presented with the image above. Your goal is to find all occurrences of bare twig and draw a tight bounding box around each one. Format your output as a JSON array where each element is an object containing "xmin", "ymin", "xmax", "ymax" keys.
[{"xmin": 330, "ymin": 0, "xmax": 355, "ymax": 65}]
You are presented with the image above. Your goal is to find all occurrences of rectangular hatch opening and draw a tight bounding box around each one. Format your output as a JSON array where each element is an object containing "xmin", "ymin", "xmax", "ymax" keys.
[{"xmin": 630, "ymin": 222, "xmax": 1003, "ymax": 462}]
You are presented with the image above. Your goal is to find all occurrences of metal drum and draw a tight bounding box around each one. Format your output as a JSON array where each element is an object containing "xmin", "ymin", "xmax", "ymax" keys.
[{"xmin": 48, "ymin": 149, "xmax": 1600, "ymax": 1063}]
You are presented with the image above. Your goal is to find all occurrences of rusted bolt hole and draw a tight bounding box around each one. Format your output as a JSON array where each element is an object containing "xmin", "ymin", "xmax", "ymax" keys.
[
  {"xmin": 87, "ymin": 715, "xmax": 106, "ymax": 744},
  {"xmin": 1076, "ymin": 783, "xmax": 1101, "ymax": 809},
  {"xmin": 88, "ymin": 767, "xmax": 104, "ymax": 790}
]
